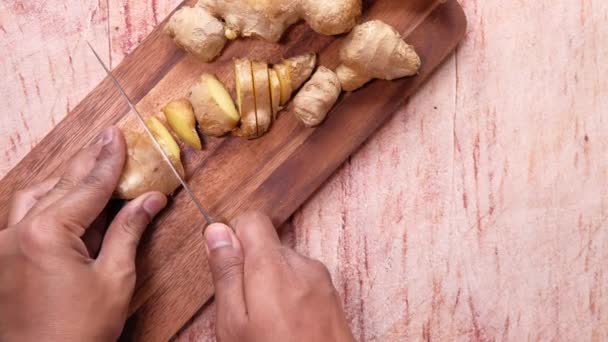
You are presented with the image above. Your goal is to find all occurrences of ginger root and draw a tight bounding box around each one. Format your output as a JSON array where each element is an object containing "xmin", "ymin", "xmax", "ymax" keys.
[
  {"xmin": 161, "ymin": 53, "xmax": 316, "ymax": 141},
  {"xmin": 234, "ymin": 60, "xmax": 273, "ymax": 139},
  {"xmin": 162, "ymin": 99, "xmax": 203, "ymax": 150},
  {"xmin": 164, "ymin": 6, "xmax": 227, "ymax": 62},
  {"xmin": 252, "ymin": 61, "xmax": 273, "ymax": 137},
  {"xmin": 197, "ymin": 0, "xmax": 361, "ymax": 43},
  {"xmin": 190, "ymin": 74, "xmax": 240, "ymax": 137},
  {"xmin": 116, "ymin": 117, "xmax": 185, "ymax": 200},
  {"xmin": 233, "ymin": 59, "xmax": 258, "ymax": 138},
  {"xmin": 268, "ymin": 68, "xmax": 282, "ymax": 119},
  {"xmin": 273, "ymin": 53, "xmax": 317, "ymax": 106},
  {"xmin": 234, "ymin": 53, "xmax": 316, "ymax": 139},
  {"xmin": 293, "ymin": 66, "xmax": 341, "ymax": 127},
  {"xmin": 336, "ymin": 20, "xmax": 421, "ymax": 91}
]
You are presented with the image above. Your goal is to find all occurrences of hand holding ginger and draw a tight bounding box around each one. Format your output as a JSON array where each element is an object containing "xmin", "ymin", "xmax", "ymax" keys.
[{"xmin": 0, "ymin": 127, "xmax": 167, "ymax": 341}]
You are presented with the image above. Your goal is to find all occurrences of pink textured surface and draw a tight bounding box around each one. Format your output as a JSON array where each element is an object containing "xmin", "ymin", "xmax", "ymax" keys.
[{"xmin": 1, "ymin": 0, "xmax": 607, "ymax": 341}]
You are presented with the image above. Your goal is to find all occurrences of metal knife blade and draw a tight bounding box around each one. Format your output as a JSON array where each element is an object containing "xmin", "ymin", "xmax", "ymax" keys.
[{"xmin": 87, "ymin": 42, "xmax": 214, "ymax": 225}]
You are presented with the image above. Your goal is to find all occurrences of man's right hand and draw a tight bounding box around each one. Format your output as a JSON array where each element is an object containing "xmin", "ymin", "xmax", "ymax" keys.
[{"xmin": 204, "ymin": 212, "xmax": 354, "ymax": 342}]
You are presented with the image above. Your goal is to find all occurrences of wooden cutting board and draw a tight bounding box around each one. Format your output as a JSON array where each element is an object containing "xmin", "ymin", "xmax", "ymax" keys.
[{"xmin": 0, "ymin": 0, "xmax": 466, "ymax": 340}]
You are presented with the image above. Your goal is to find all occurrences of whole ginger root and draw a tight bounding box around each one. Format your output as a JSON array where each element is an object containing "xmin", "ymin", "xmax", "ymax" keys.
[
  {"xmin": 197, "ymin": 0, "xmax": 361, "ymax": 42},
  {"xmin": 336, "ymin": 20, "xmax": 421, "ymax": 91},
  {"xmin": 164, "ymin": 6, "xmax": 227, "ymax": 62},
  {"xmin": 293, "ymin": 66, "xmax": 341, "ymax": 127}
]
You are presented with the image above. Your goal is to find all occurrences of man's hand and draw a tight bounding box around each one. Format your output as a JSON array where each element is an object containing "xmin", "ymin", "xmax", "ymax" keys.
[
  {"xmin": 204, "ymin": 212, "xmax": 355, "ymax": 342},
  {"xmin": 0, "ymin": 127, "xmax": 167, "ymax": 341}
]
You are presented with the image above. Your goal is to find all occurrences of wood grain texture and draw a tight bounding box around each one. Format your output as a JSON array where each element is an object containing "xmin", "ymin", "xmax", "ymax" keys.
[{"xmin": 1, "ymin": 1, "xmax": 607, "ymax": 342}]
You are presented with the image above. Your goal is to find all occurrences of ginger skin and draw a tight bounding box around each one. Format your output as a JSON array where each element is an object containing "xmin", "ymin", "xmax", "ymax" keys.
[
  {"xmin": 164, "ymin": 6, "xmax": 227, "ymax": 62},
  {"xmin": 293, "ymin": 67, "xmax": 341, "ymax": 127},
  {"xmin": 197, "ymin": 0, "xmax": 361, "ymax": 42},
  {"xmin": 274, "ymin": 53, "xmax": 317, "ymax": 106},
  {"xmin": 234, "ymin": 54, "xmax": 316, "ymax": 139},
  {"xmin": 190, "ymin": 74, "xmax": 241, "ymax": 137},
  {"xmin": 233, "ymin": 59, "xmax": 258, "ymax": 138},
  {"xmin": 336, "ymin": 20, "xmax": 422, "ymax": 91},
  {"xmin": 251, "ymin": 61, "xmax": 273, "ymax": 137},
  {"xmin": 116, "ymin": 118, "xmax": 185, "ymax": 200},
  {"xmin": 162, "ymin": 99, "xmax": 203, "ymax": 150}
]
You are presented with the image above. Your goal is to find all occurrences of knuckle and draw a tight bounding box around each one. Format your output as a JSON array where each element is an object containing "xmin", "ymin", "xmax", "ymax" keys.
[
  {"xmin": 213, "ymin": 255, "xmax": 244, "ymax": 283},
  {"xmin": 120, "ymin": 209, "xmax": 147, "ymax": 241},
  {"xmin": 54, "ymin": 212, "xmax": 86, "ymax": 236},
  {"xmin": 109, "ymin": 263, "xmax": 137, "ymax": 282},
  {"xmin": 311, "ymin": 259, "xmax": 331, "ymax": 276},
  {"xmin": 80, "ymin": 171, "xmax": 107, "ymax": 190},
  {"xmin": 12, "ymin": 189, "xmax": 27, "ymax": 201},
  {"xmin": 17, "ymin": 224, "xmax": 52, "ymax": 254},
  {"xmin": 54, "ymin": 176, "xmax": 78, "ymax": 192},
  {"xmin": 308, "ymin": 259, "xmax": 335, "ymax": 287},
  {"xmin": 238, "ymin": 210, "xmax": 269, "ymax": 225},
  {"xmin": 29, "ymin": 215, "xmax": 53, "ymax": 231},
  {"xmin": 279, "ymin": 245, "xmax": 298, "ymax": 259},
  {"xmin": 249, "ymin": 247, "xmax": 284, "ymax": 270}
]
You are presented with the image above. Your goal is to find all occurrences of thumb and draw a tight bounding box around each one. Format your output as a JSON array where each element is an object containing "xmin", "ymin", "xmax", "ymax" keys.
[
  {"xmin": 97, "ymin": 192, "xmax": 167, "ymax": 272},
  {"xmin": 204, "ymin": 223, "xmax": 248, "ymax": 326}
]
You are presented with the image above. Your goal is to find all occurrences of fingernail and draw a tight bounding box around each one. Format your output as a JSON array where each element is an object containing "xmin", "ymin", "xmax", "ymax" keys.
[
  {"xmin": 90, "ymin": 127, "xmax": 115, "ymax": 147},
  {"xmin": 143, "ymin": 194, "xmax": 167, "ymax": 217},
  {"xmin": 204, "ymin": 224, "xmax": 233, "ymax": 251},
  {"xmin": 101, "ymin": 127, "xmax": 115, "ymax": 145}
]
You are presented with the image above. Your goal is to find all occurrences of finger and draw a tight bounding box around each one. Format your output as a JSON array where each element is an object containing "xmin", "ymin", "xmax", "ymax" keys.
[
  {"xmin": 232, "ymin": 211, "xmax": 286, "ymax": 311},
  {"xmin": 232, "ymin": 211, "xmax": 281, "ymax": 258},
  {"xmin": 6, "ymin": 177, "xmax": 59, "ymax": 226},
  {"xmin": 97, "ymin": 192, "xmax": 167, "ymax": 271},
  {"xmin": 25, "ymin": 130, "xmax": 115, "ymax": 218},
  {"xmin": 204, "ymin": 223, "xmax": 248, "ymax": 326},
  {"xmin": 48, "ymin": 127, "xmax": 127, "ymax": 230}
]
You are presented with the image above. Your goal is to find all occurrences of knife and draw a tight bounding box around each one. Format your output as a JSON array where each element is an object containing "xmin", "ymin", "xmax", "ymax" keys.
[{"xmin": 87, "ymin": 42, "xmax": 214, "ymax": 225}]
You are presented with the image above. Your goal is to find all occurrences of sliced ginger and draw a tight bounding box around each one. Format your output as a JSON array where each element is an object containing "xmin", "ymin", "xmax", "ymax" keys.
[
  {"xmin": 190, "ymin": 74, "xmax": 240, "ymax": 137},
  {"xmin": 146, "ymin": 117, "xmax": 183, "ymax": 161},
  {"xmin": 252, "ymin": 61, "xmax": 273, "ymax": 137},
  {"xmin": 233, "ymin": 59, "xmax": 258, "ymax": 138},
  {"xmin": 116, "ymin": 118, "xmax": 185, "ymax": 200},
  {"xmin": 232, "ymin": 54, "xmax": 316, "ymax": 139},
  {"xmin": 273, "ymin": 53, "xmax": 317, "ymax": 106},
  {"xmin": 268, "ymin": 68, "xmax": 281, "ymax": 119},
  {"xmin": 162, "ymin": 99, "xmax": 203, "ymax": 150},
  {"xmin": 160, "ymin": 53, "xmax": 317, "ymax": 142},
  {"xmin": 234, "ymin": 60, "xmax": 272, "ymax": 139}
]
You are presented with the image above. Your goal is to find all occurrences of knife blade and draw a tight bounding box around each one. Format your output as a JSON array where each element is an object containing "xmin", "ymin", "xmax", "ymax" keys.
[{"xmin": 87, "ymin": 41, "xmax": 214, "ymax": 225}]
